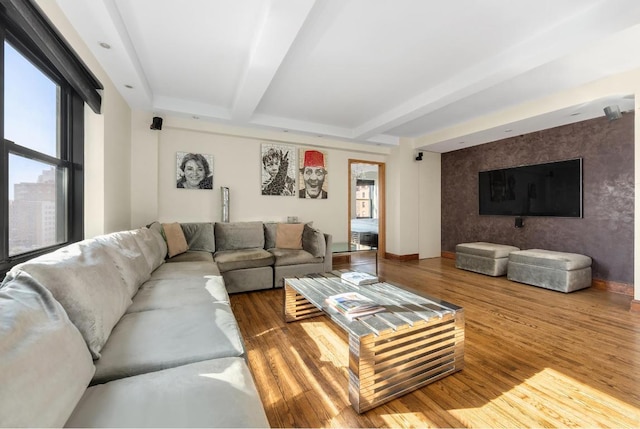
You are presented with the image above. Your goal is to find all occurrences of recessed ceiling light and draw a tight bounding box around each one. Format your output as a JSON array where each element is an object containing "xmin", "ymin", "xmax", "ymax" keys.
[
  {"xmin": 458, "ymin": 141, "xmax": 465, "ymax": 145},
  {"xmin": 192, "ymin": 116, "xmax": 200, "ymax": 120},
  {"xmin": 98, "ymin": 42, "xmax": 111, "ymax": 49},
  {"xmin": 570, "ymin": 112, "xmax": 581, "ymax": 116},
  {"xmin": 283, "ymin": 129, "xmax": 289, "ymax": 133},
  {"xmin": 504, "ymin": 129, "xmax": 513, "ymax": 133},
  {"xmin": 124, "ymin": 84, "xmax": 133, "ymax": 89}
]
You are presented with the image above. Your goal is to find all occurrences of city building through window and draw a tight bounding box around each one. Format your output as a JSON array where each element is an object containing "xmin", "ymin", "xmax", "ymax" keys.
[{"xmin": 1, "ymin": 0, "xmax": 103, "ymax": 274}]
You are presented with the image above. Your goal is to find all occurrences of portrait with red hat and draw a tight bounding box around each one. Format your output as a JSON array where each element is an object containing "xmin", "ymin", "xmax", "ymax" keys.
[{"xmin": 298, "ymin": 149, "xmax": 328, "ymax": 199}]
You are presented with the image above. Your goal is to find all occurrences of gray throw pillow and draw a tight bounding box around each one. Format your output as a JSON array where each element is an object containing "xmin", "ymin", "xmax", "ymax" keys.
[
  {"xmin": 302, "ymin": 224, "xmax": 326, "ymax": 258},
  {"xmin": 180, "ymin": 223, "xmax": 216, "ymax": 253},
  {"xmin": 263, "ymin": 223, "xmax": 277, "ymax": 249}
]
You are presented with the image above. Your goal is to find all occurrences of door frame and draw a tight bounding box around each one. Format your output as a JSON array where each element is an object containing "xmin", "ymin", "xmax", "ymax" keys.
[{"xmin": 348, "ymin": 159, "xmax": 385, "ymax": 258}]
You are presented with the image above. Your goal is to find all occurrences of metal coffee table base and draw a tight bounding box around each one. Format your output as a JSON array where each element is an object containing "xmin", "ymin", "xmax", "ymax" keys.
[{"xmin": 284, "ymin": 279, "xmax": 464, "ymax": 413}]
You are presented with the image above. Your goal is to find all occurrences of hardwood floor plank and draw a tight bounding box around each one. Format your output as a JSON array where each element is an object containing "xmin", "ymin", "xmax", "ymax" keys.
[{"xmin": 231, "ymin": 257, "xmax": 640, "ymax": 428}]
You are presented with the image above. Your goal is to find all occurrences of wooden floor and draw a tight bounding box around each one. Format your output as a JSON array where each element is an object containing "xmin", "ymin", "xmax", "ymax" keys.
[{"xmin": 230, "ymin": 257, "xmax": 640, "ymax": 428}]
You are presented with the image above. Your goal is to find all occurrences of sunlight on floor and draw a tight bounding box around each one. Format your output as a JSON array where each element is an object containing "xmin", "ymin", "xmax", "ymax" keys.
[{"xmin": 432, "ymin": 367, "xmax": 640, "ymax": 427}]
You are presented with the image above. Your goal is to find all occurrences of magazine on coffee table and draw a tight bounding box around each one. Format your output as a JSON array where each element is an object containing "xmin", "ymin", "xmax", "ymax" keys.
[
  {"xmin": 326, "ymin": 291, "xmax": 385, "ymax": 320},
  {"xmin": 340, "ymin": 271, "xmax": 379, "ymax": 286}
]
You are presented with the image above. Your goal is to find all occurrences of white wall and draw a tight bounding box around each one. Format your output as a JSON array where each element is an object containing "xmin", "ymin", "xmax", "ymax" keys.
[
  {"xmin": 83, "ymin": 108, "xmax": 105, "ymax": 238},
  {"xmin": 386, "ymin": 139, "xmax": 422, "ymax": 256},
  {"xmin": 36, "ymin": 0, "xmax": 133, "ymax": 238},
  {"xmin": 130, "ymin": 110, "xmax": 160, "ymax": 228},
  {"xmin": 130, "ymin": 114, "xmax": 389, "ymax": 243},
  {"xmin": 419, "ymin": 151, "xmax": 441, "ymax": 258}
]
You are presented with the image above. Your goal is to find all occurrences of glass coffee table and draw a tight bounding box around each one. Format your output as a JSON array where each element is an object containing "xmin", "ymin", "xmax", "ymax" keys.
[
  {"xmin": 283, "ymin": 271, "xmax": 465, "ymax": 413},
  {"xmin": 332, "ymin": 242, "xmax": 378, "ymax": 274}
]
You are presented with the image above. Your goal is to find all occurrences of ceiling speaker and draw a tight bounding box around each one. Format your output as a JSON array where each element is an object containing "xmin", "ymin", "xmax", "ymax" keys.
[
  {"xmin": 603, "ymin": 105, "xmax": 622, "ymax": 121},
  {"xmin": 150, "ymin": 116, "xmax": 163, "ymax": 130}
]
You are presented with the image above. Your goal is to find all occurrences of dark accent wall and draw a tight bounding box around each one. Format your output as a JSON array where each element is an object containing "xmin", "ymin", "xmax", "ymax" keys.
[{"xmin": 442, "ymin": 113, "xmax": 634, "ymax": 284}]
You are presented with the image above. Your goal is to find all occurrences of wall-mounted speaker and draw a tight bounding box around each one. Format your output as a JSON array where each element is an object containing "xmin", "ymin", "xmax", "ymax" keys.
[
  {"xmin": 603, "ymin": 105, "xmax": 622, "ymax": 121},
  {"xmin": 150, "ymin": 116, "xmax": 163, "ymax": 130}
]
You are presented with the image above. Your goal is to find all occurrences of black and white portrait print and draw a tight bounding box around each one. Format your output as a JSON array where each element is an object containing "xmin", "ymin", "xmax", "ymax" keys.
[
  {"xmin": 261, "ymin": 143, "xmax": 296, "ymax": 196},
  {"xmin": 176, "ymin": 152, "xmax": 213, "ymax": 190}
]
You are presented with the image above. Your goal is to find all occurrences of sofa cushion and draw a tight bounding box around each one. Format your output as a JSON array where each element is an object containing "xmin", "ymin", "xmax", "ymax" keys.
[
  {"xmin": 150, "ymin": 260, "xmax": 220, "ymax": 280},
  {"xmin": 163, "ymin": 222, "xmax": 189, "ymax": 258},
  {"xmin": 127, "ymin": 276, "xmax": 229, "ymax": 313},
  {"xmin": 269, "ymin": 248, "xmax": 322, "ymax": 266},
  {"xmin": 167, "ymin": 250, "xmax": 214, "ymax": 263},
  {"xmin": 302, "ymin": 224, "xmax": 327, "ymax": 258},
  {"xmin": 131, "ymin": 226, "xmax": 166, "ymax": 272},
  {"xmin": 214, "ymin": 248, "xmax": 275, "ymax": 272},
  {"xmin": 0, "ymin": 271, "xmax": 95, "ymax": 428},
  {"xmin": 11, "ymin": 239, "xmax": 132, "ymax": 359},
  {"xmin": 276, "ymin": 223, "xmax": 304, "ymax": 249},
  {"xmin": 94, "ymin": 230, "xmax": 151, "ymax": 297},
  {"xmin": 92, "ymin": 302, "xmax": 245, "ymax": 384},
  {"xmin": 509, "ymin": 249, "xmax": 592, "ymax": 271},
  {"xmin": 215, "ymin": 221, "xmax": 264, "ymax": 251},
  {"xmin": 455, "ymin": 242, "xmax": 520, "ymax": 259},
  {"xmin": 180, "ymin": 222, "xmax": 216, "ymax": 253},
  {"xmin": 66, "ymin": 358, "xmax": 270, "ymax": 428}
]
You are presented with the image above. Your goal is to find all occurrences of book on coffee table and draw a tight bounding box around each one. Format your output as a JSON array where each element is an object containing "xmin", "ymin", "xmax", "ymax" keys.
[
  {"xmin": 326, "ymin": 291, "xmax": 385, "ymax": 320},
  {"xmin": 340, "ymin": 271, "xmax": 379, "ymax": 286}
]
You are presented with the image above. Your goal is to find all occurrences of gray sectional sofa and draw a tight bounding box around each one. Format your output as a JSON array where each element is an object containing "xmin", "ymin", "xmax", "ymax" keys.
[
  {"xmin": 169, "ymin": 221, "xmax": 333, "ymax": 293},
  {"xmin": 0, "ymin": 220, "xmax": 331, "ymax": 427}
]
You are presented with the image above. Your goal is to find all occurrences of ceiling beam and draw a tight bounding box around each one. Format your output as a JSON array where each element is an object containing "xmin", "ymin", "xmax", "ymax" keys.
[
  {"xmin": 352, "ymin": 0, "xmax": 640, "ymax": 141},
  {"xmin": 231, "ymin": 0, "xmax": 316, "ymax": 123}
]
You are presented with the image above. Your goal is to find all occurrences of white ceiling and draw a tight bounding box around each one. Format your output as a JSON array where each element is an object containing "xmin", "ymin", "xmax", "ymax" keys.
[{"xmin": 55, "ymin": 0, "xmax": 640, "ymax": 152}]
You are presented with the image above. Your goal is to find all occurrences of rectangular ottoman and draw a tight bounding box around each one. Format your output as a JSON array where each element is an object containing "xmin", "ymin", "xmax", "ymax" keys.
[
  {"xmin": 507, "ymin": 249, "xmax": 592, "ymax": 293},
  {"xmin": 455, "ymin": 242, "xmax": 520, "ymax": 277}
]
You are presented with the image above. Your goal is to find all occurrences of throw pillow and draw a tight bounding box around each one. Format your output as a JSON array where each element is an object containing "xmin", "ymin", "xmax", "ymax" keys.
[
  {"xmin": 275, "ymin": 223, "xmax": 304, "ymax": 249},
  {"xmin": 180, "ymin": 222, "xmax": 216, "ymax": 253},
  {"xmin": 263, "ymin": 222, "xmax": 277, "ymax": 249},
  {"xmin": 162, "ymin": 222, "xmax": 189, "ymax": 258},
  {"xmin": 302, "ymin": 224, "xmax": 326, "ymax": 257}
]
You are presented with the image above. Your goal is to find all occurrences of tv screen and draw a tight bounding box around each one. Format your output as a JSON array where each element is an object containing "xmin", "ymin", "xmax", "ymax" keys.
[{"xmin": 478, "ymin": 158, "xmax": 582, "ymax": 217}]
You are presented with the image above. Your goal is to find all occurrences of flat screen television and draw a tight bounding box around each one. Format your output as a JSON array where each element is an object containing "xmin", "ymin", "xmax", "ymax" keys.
[{"xmin": 478, "ymin": 158, "xmax": 582, "ymax": 217}]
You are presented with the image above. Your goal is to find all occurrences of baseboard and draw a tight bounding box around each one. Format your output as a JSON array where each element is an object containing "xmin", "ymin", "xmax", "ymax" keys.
[
  {"xmin": 591, "ymin": 279, "xmax": 634, "ymax": 296},
  {"xmin": 384, "ymin": 252, "xmax": 419, "ymax": 261},
  {"xmin": 441, "ymin": 251, "xmax": 455, "ymax": 260},
  {"xmin": 630, "ymin": 300, "xmax": 640, "ymax": 313}
]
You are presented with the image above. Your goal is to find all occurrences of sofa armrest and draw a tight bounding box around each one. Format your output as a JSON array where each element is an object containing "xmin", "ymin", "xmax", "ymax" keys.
[{"xmin": 323, "ymin": 233, "xmax": 333, "ymax": 272}]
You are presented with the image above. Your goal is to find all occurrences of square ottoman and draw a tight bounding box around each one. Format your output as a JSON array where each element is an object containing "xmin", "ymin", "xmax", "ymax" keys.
[
  {"xmin": 455, "ymin": 242, "xmax": 520, "ymax": 277},
  {"xmin": 507, "ymin": 249, "xmax": 592, "ymax": 293}
]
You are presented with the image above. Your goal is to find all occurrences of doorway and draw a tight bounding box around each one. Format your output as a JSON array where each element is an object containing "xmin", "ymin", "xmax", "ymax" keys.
[{"xmin": 348, "ymin": 159, "xmax": 385, "ymax": 257}]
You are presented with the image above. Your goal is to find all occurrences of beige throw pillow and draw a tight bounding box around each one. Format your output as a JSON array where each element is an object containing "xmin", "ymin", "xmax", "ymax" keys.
[
  {"xmin": 275, "ymin": 223, "xmax": 304, "ymax": 249},
  {"xmin": 162, "ymin": 222, "xmax": 189, "ymax": 258}
]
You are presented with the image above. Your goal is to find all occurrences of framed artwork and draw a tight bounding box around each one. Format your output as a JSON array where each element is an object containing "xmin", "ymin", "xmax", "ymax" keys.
[
  {"xmin": 298, "ymin": 148, "xmax": 328, "ymax": 199},
  {"xmin": 261, "ymin": 143, "xmax": 296, "ymax": 196},
  {"xmin": 176, "ymin": 152, "xmax": 213, "ymax": 190}
]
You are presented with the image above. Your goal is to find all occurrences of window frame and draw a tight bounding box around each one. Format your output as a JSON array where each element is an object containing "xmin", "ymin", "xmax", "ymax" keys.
[{"xmin": 0, "ymin": 2, "xmax": 90, "ymax": 275}]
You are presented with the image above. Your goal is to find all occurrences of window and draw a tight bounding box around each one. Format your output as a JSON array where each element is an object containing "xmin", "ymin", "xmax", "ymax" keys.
[
  {"xmin": 6, "ymin": 42, "xmax": 67, "ymax": 256},
  {"xmin": 356, "ymin": 179, "xmax": 374, "ymax": 219},
  {"xmin": 1, "ymin": 0, "xmax": 103, "ymax": 274}
]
